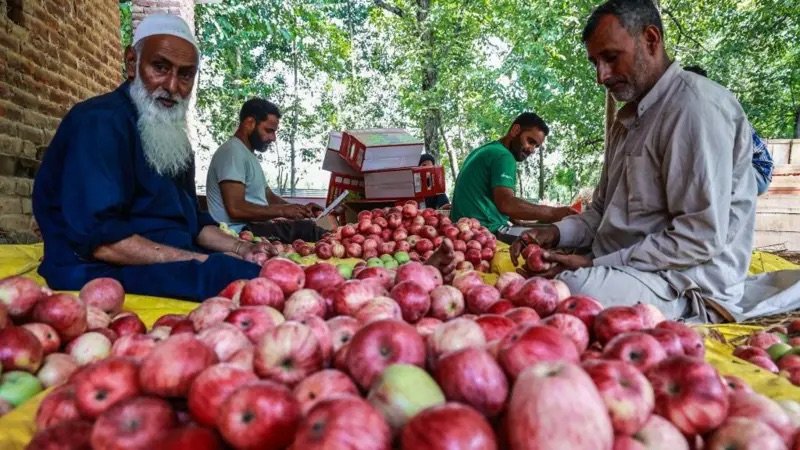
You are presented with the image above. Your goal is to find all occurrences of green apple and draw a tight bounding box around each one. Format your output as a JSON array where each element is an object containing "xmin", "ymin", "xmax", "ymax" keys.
[
  {"xmin": 367, "ymin": 257, "xmax": 385, "ymax": 268},
  {"xmin": 367, "ymin": 364, "xmax": 445, "ymax": 430},
  {"xmin": 767, "ymin": 343, "xmax": 793, "ymax": 361},
  {"xmin": 0, "ymin": 370, "xmax": 43, "ymax": 406},
  {"xmin": 384, "ymin": 259, "xmax": 399, "ymax": 270},
  {"xmin": 337, "ymin": 264, "xmax": 354, "ymax": 279},
  {"xmin": 380, "ymin": 254, "xmax": 394, "ymax": 264},
  {"xmin": 287, "ymin": 252, "xmax": 303, "ymax": 264},
  {"xmin": 394, "ymin": 251, "xmax": 410, "ymax": 264}
]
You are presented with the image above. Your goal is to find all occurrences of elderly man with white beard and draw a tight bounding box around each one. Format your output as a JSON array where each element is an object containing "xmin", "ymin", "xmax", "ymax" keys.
[{"xmin": 32, "ymin": 14, "xmax": 271, "ymax": 300}]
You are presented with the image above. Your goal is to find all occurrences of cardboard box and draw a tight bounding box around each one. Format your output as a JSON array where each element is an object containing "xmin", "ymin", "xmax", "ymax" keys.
[
  {"xmin": 339, "ymin": 128, "xmax": 423, "ymax": 172},
  {"xmin": 322, "ymin": 149, "xmax": 360, "ymax": 176},
  {"xmin": 326, "ymin": 131, "xmax": 342, "ymax": 152},
  {"xmin": 363, "ymin": 166, "xmax": 445, "ymax": 200},
  {"xmin": 326, "ymin": 172, "xmax": 365, "ymax": 206}
]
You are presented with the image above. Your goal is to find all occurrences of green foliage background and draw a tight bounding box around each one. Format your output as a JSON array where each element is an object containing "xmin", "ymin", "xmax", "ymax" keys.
[{"xmin": 122, "ymin": 0, "xmax": 800, "ymax": 200}]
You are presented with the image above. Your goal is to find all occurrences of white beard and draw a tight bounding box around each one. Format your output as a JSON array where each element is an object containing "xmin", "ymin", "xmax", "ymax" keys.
[{"xmin": 129, "ymin": 75, "xmax": 192, "ymax": 177}]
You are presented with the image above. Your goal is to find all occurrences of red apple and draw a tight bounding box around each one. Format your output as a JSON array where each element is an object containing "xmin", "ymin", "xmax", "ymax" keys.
[
  {"xmin": 487, "ymin": 299, "xmax": 514, "ymax": 314},
  {"xmin": 283, "ymin": 289, "xmax": 327, "ymax": 321},
  {"xmin": 254, "ymin": 321, "xmax": 322, "ymax": 386},
  {"xmin": 356, "ymin": 267, "xmax": 395, "ymax": 290},
  {"xmin": 594, "ymin": 306, "xmax": 646, "ymax": 345},
  {"xmin": 304, "ymin": 263, "xmax": 345, "ymax": 292},
  {"xmin": 292, "ymin": 369, "xmax": 359, "ymax": 415},
  {"xmin": 327, "ymin": 316, "xmax": 359, "ymax": 353},
  {"xmin": 187, "ymin": 363, "xmax": 258, "ymax": 427},
  {"xmin": 355, "ymin": 296, "xmax": 403, "ymax": 324},
  {"xmin": 542, "ymin": 313, "xmax": 591, "ymax": 353},
  {"xmin": 503, "ymin": 306, "xmax": 541, "ymax": 325},
  {"xmin": 508, "ymin": 361, "xmax": 614, "ymax": 450},
  {"xmin": 555, "ymin": 295, "xmax": 604, "ymax": 330},
  {"xmin": 32, "ymin": 293, "xmax": 87, "ymax": 342},
  {"xmin": 83, "ymin": 305, "xmax": 111, "ymax": 331},
  {"xmin": 434, "ymin": 347, "xmax": 508, "ymax": 417},
  {"xmin": 297, "ymin": 315, "xmax": 333, "ymax": 366},
  {"xmin": 139, "ymin": 334, "xmax": 218, "ymax": 397},
  {"xmin": 395, "ymin": 261, "xmax": 439, "ymax": 293},
  {"xmin": 334, "ymin": 279, "xmax": 386, "ymax": 316},
  {"xmin": 156, "ymin": 426, "xmax": 224, "ymax": 450},
  {"xmin": 746, "ymin": 331, "xmax": 783, "ymax": 350},
  {"xmin": 90, "ymin": 397, "xmax": 177, "ymax": 450},
  {"xmin": 345, "ymin": 319, "xmax": 426, "ymax": 389},
  {"xmin": 21, "ymin": 322, "xmax": 60, "ymax": 355},
  {"xmin": 79, "ymin": 277, "xmax": 125, "ymax": 315},
  {"xmin": 723, "ymin": 375, "xmax": 754, "ymax": 395},
  {"xmin": 315, "ymin": 243, "xmax": 333, "ymax": 260},
  {"xmin": 511, "ymin": 277, "xmax": 559, "ymax": 317},
  {"xmin": 426, "ymin": 318, "xmax": 486, "ymax": 366},
  {"xmin": 747, "ymin": 354, "xmax": 780, "ymax": 373},
  {"xmin": 523, "ymin": 244, "xmax": 546, "ymax": 271},
  {"xmin": 217, "ymin": 381, "xmax": 301, "ymax": 450},
  {"xmin": 109, "ymin": 313, "xmax": 147, "ymax": 337},
  {"xmin": 110, "ymin": 334, "xmax": 158, "ymax": 363},
  {"xmin": 727, "ymin": 391, "xmax": 795, "ymax": 445},
  {"xmin": 551, "ymin": 279, "xmax": 571, "ymax": 301},
  {"xmin": 465, "ymin": 284, "xmax": 501, "ymax": 314},
  {"xmin": 37, "ymin": 353, "xmax": 79, "ymax": 388},
  {"xmin": 197, "ymin": 323, "xmax": 252, "ymax": 362},
  {"xmin": 218, "ymin": 279, "xmax": 248, "ymax": 303},
  {"xmin": 645, "ymin": 328, "xmax": 685, "ymax": 357},
  {"xmin": 778, "ymin": 354, "xmax": 800, "ymax": 371},
  {"xmin": 583, "ymin": 359, "xmax": 655, "ymax": 435},
  {"xmin": 169, "ymin": 319, "xmax": 196, "ymax": 335},
  {"xmin": 497, "ymin": 324, "xmax": 580, "ymax": 380},
  {"xmin": 390, "ymin": 281, "xmax": 431, "ymax": 323},
  {"xmin": 495, "ymin": 272, "xmax": 525, "ymax": 294},
  {"xmin": 293, "ymin": 394, "xmax": 391, "ymax": 450},
  {"xmin": 452, "ymin": 270, "xmax": 484, "ymax": 294},
  {"xmin": 225, "ymin": 306, "xmax": 284, "ymax": 344},
  {"xmin": 259, "ymin": 258, "xmax": 305, "ymax": 297},
  {"xmin": 633, "ymin": 303, "xmax": 666, "ymax": 328},
  {"xmin": 655, "ymin": 321, "xmax": 705, "ymax": 358},
  {"xmin": 733, "ymin": 345, "xmax": 769, "ymax": 360},
  {"xmin": 0, "ymin": 325, "xmax": 43, "ymax": 372},
  {"xmin": 240, "ymin": 277, "xmax": 285, "ymax": 310},
  {"xmin": 613, "ymin": 414, "xmax": 689, "ymax": 450},
  {"xmin": 475, "ymin": 314, "xmax": 516, "ymax": 342},
  {"xmin": 401, "ymin": 402, "xmax": 497, "ymax": 450},
  {"xmin": 706, "ymin": 417, "xmax": 786, "ymax": 450},
  {"xmin": 603, "ymin": 332, "xmax": 667, "ymax": 372},
  {"xmin": 187, "ymin": 297, "xmax": 234, "ymax": 331},
  {"xmin": 72, "ymin": 357, "xmax": 140, "ymax": 418},
  {"xmin": 27, "ymin": 419, "xmax": 93, "ymax": 449},
  {"xmin": 646, "ymin": 355, "xmax": 729, "ymax": 435},
  {"xmin": 0, "ymin": 276, "xmax": 46, "ymax": 318},
  {"xmin": 35, "ymin": 383, "xmax": 81, "ymax": 429}
]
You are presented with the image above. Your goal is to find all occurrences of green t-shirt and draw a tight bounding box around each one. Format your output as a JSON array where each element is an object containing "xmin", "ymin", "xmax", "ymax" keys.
[{"xmin": 451, "ymin": 141, "xmax": 517, "ymax": 232}]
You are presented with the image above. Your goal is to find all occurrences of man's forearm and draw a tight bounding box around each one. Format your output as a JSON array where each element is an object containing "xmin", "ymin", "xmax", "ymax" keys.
[
  {"xmin": 502, "ymin": 197, "xmax": 561, "ymax": 222},
  {"xmin": 197, "ymin": 225, "xmax": 244, "ymax": 253},
  {"xmin": 228, "ymin": 202, "xmax": 290, "ymax": 222},
  {"xmin": 92, "ymin": 235, "xmax": 207, "ymax": 265},
  {"xmin": 267, "ymin": 189, "xmax": 289, "ymax": 205}
]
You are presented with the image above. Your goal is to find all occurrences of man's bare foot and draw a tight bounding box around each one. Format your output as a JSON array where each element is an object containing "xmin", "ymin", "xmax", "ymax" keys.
[{"xmin": 425, "ymin": 238, "xmax": 457, "ymax": 282}]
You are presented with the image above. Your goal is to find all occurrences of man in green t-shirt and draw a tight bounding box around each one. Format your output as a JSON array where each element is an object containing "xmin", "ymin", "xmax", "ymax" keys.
[{"xmin": 451, "ymin": 112, "xmax": 576, "ymax": 241}]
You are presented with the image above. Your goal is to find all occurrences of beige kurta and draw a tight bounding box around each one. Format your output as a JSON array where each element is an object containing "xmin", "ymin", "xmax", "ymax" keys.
[{"xmin": 555, "ymin": 62, "xmax": 757, "ymax": 321}]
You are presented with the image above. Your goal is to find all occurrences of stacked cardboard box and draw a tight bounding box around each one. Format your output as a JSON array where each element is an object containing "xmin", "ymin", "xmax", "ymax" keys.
[{"xmin": 321, "ymin": 129, "xmax": 446, "ymax": 206}]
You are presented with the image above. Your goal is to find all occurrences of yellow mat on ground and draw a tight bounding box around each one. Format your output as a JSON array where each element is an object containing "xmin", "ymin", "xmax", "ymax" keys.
[{"xmin": 0, "ymin": 244, "xmax": 798, "ymax": 448}]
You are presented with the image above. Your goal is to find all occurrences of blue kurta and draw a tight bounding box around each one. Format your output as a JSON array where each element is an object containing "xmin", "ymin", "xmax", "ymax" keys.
[{"xmin": 33, "ymin": 82, "xmax": 260, "ymax": 300}]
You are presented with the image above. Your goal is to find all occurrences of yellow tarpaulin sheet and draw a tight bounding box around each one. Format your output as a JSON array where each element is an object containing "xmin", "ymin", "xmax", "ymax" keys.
[{"xmin": 0, "ymin": 244, "xmax": 798, "ymax": 448}]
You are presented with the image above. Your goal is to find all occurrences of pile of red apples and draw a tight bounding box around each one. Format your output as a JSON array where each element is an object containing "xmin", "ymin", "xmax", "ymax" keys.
[
  {"xmin": 3, "ymin": 256, "xmax": 800, "ymax": 449},
  {"xmin": 280, "ymin": 202, "xmax": 498, "ymax": 272}
]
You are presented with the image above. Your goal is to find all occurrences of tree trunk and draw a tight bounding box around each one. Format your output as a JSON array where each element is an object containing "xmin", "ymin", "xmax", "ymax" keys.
[
  {"xmin": 289, "ymin": 17, "xmax": 299, "ymax": 197},
  {"xmin": 417, "ymin": 0, "xmax": 441, "ymax": 159},
  {"xmin": 439, "ymin": 125, "xmax": 458, "ymax": 181},
  {"xmin": 538, "ymin": 145, "xmax": 545, "ymax": 200},
  {"xmin": 795, "ymin": 108, "xmax": 800, "ymax": 138}
]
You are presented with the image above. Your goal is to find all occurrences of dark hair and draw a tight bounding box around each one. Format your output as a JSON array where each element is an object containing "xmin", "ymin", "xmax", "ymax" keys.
[
  {"xmin": 419, "ymin": 153, "xmax": 436, "ymax": 165},
  {"xmin": 239, "ymin": 98, "xmax": 281, "ymax": 124},
  {"xmin": 684, "ymin": 65, "xmax": 708, "ymax": 77},
  {"xmin": 582, "ymin": 0, "xmax": 664, "ymax": 43},
  {"xmin": 512, "ymin": 112, "xmax": 550, "ymax": 136}
]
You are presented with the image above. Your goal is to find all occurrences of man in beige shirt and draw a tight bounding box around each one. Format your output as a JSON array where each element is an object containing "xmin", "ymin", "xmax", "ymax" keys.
[{"xmin": 512, "ymin": 0, "xmax": 757, "ymax": 321}]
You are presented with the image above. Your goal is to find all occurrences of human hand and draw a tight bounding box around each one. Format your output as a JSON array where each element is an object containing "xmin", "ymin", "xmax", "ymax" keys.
[
  {"xmin": 545, "ymin": 206, "xmax": 579, "ymax": 223},
  {"xmin": 237, "ymin": 240, "xmax": 277, "ymax": 265},
  {"xmin": 305, "ymin": 202, "xmax": 324, "ymax": 217},
  {"xmin": 509, "ymin": 225, "xmax": 561, "ymax": 265},
  {"xmin": 516, "ymin": 251, "xmax": 593, "ymax": 278},
  {"xmin": 280, "ymin": 204, "xmax": 315, "ymax": 220}
]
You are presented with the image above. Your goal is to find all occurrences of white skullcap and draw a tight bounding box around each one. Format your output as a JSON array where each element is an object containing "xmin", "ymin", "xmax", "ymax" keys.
[{"xmin": 132, "ymin": 14, "xmax": 199, "ymax": 53}]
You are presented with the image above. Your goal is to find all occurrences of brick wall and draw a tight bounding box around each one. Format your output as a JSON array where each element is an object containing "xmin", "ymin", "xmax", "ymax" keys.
[{"xmin": 0, "ymin": 0, "xmax": 122, "ymax": 242}]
